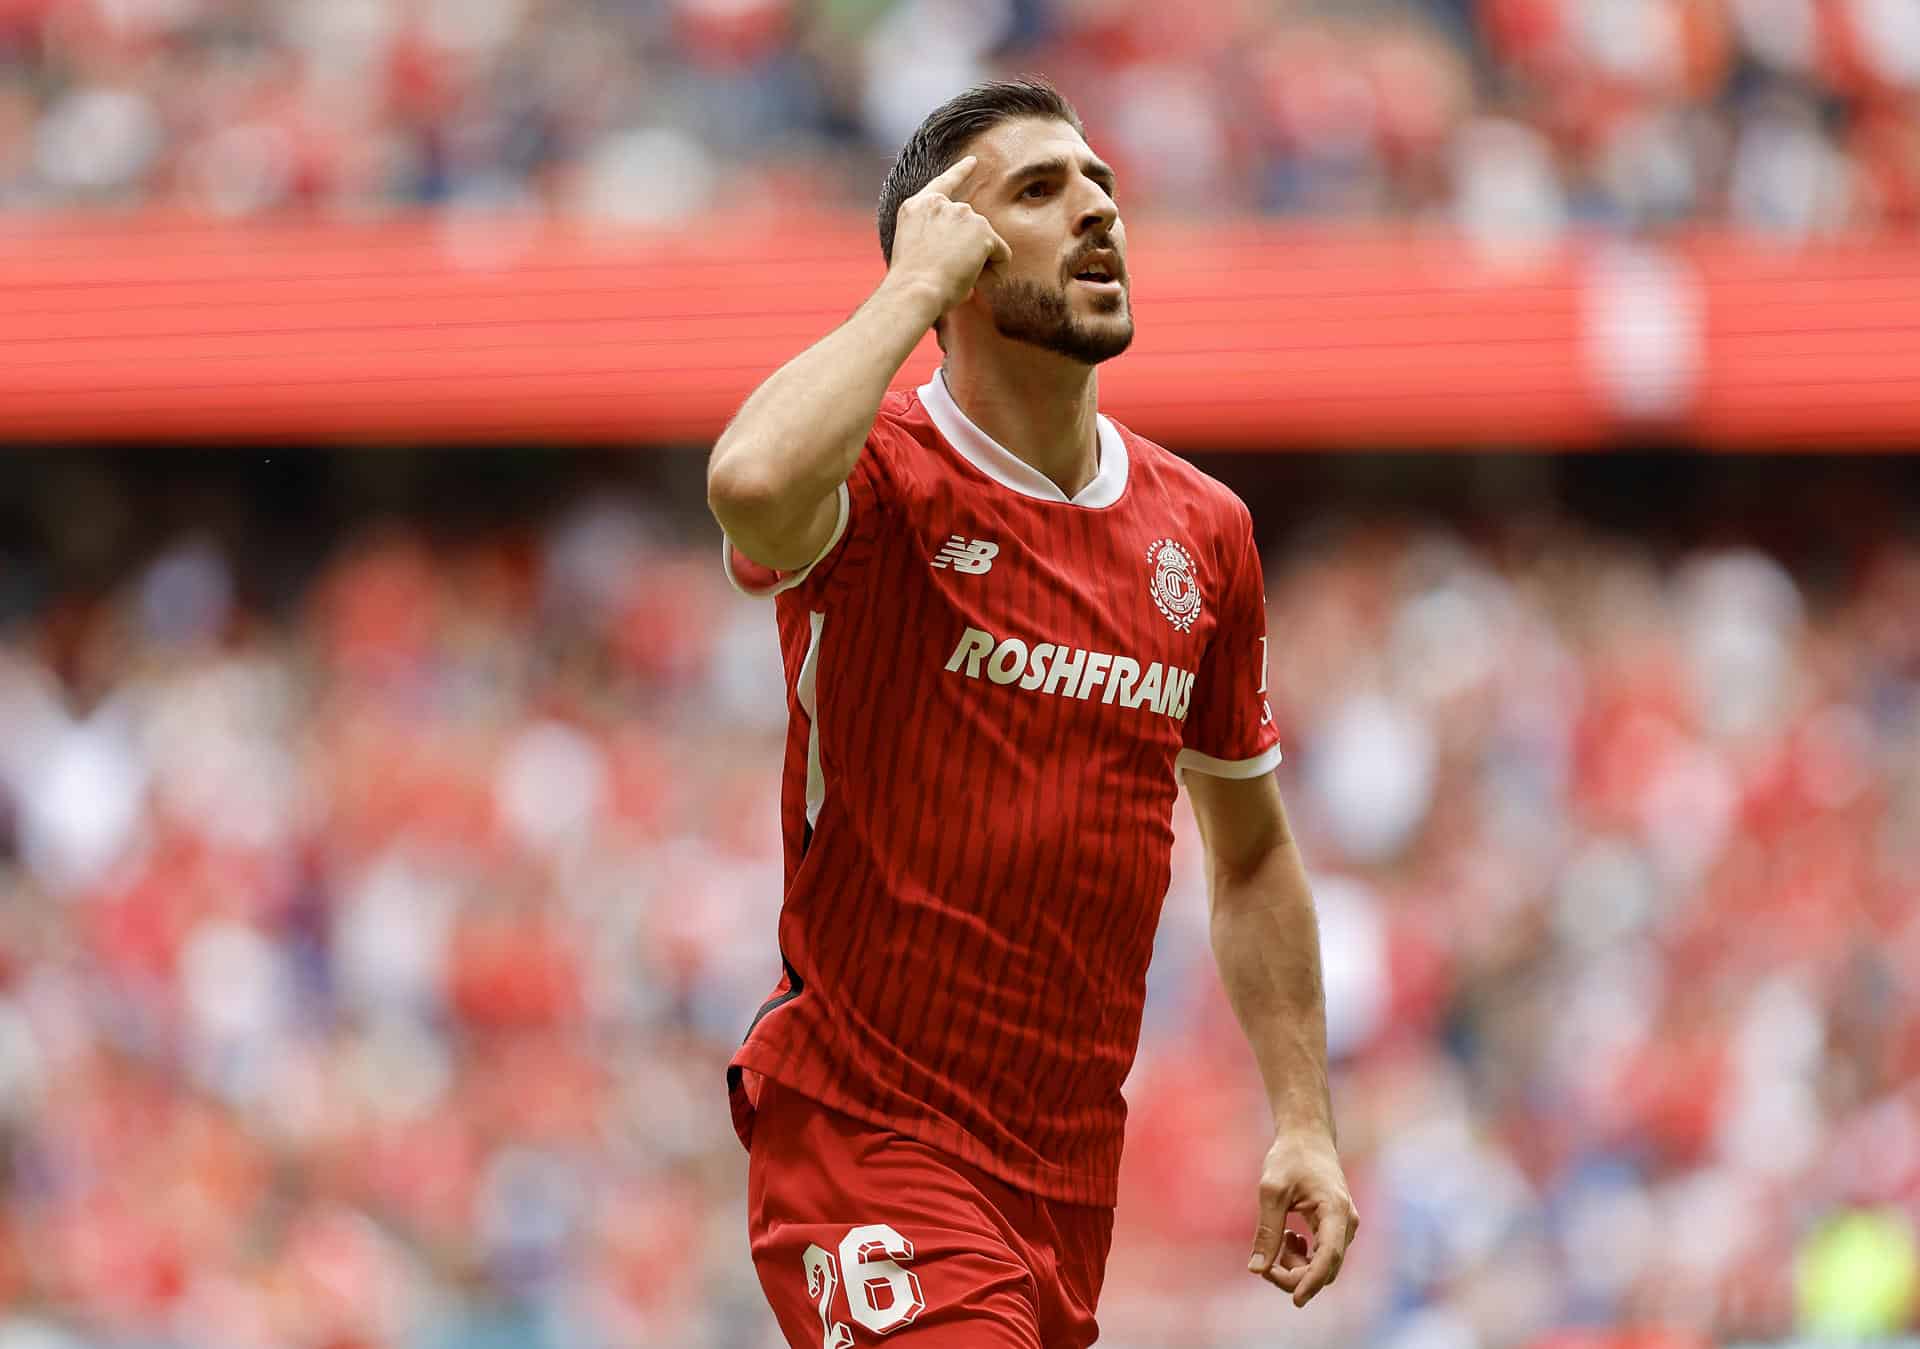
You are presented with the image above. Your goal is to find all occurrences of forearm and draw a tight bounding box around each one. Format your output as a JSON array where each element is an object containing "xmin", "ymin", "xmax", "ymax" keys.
[
  {"xmin": 707, "ymin": 277, "xmax": 944, "ymax": 568},
  {"xmin": 1208, "ymin": 838, "xmax": 1334, "ymax": 1140}
]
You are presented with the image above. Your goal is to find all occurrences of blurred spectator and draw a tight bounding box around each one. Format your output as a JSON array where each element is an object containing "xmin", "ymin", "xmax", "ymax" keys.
[
  {"xmin": 0, "ymin": 0, "xmax": 1914, "ymax": 235},
  {"xmin": 0, "ymin": 450, "xmax": 1916, "ymax": 1347}
]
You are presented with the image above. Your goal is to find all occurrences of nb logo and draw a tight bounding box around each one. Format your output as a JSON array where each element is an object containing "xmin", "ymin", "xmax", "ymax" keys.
[{"xmin": 931, "ymin": 536, "xmax": 999, "ymax": 575}]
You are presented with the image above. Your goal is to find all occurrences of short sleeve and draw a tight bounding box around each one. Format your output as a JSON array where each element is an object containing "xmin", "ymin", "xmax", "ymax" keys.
[
  {"xmin": 1178, "ymin": 507, "xmax": 1283, "ymax": 780},
  {"xmin": 721, "ymin": 415, "xmax": 906, "ymax": 602}
]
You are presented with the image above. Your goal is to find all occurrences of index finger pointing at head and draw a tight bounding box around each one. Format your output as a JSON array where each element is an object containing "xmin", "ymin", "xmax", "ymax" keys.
[{"xmin": 925, "ymin": 154, "xmax": 981, "ymax": 200}]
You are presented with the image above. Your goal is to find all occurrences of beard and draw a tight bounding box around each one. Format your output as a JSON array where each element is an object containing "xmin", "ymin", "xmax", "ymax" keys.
[{"xmin": 988, "ymin": 277, "xmax": 1134, "ymax": 365}]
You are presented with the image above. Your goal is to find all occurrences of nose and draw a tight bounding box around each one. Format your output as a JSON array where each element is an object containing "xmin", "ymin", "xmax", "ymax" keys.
[{"xmin": 1075, "ymin": 181, "xmax": 1117, "ymax": 236}]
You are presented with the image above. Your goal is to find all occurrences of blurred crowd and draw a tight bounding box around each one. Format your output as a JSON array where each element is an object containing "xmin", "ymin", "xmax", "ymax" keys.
[
  {"xmin": 0, "ymin": 0, "xmax": 1918, "ymax": 236},
  {"xmin": 0, "ymin": 454, "xmax": 1916, "ymax": 1349}
]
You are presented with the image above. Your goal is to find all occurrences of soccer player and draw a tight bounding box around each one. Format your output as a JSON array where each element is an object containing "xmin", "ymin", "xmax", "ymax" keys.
[{"xmin": 706, "ymin": 78, "xmax": 1357, "ymax": 1347}]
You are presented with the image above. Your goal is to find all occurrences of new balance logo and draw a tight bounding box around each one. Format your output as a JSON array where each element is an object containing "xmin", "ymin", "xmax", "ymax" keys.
[{"xmin": 931, "ymin": 536, "xmax": 999, "ymax": 574}]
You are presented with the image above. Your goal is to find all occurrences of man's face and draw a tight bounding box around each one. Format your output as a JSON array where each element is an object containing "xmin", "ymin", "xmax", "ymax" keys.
[{"xmin": 961, "ymin": 117, "xmax": 1132, "ymax": 366}]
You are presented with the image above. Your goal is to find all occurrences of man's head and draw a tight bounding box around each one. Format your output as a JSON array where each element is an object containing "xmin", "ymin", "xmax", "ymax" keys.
[{"xmin": 878, "ymin": 78, "xmax": 1132, "ymax": 366}]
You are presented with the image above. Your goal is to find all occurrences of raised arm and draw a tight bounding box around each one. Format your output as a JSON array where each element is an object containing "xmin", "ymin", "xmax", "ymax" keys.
[{"xmin": 706, "ymin": 155, "xmax": 1010, "ymax": 571}]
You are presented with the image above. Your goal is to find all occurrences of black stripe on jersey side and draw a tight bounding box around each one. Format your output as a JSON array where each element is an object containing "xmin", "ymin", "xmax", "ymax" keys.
[
  {"xmin": 744, "ymin": 954, "xmax": 806, "ymax": 1038},
  {"xmin": 726, "ymin": 953, "xmax": 806, "ymax": 1098}
]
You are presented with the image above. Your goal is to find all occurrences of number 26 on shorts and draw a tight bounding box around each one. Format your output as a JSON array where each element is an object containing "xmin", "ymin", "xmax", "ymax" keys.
[{"xmin": 802, "ymin": 1223, "xmax": 926, "ymax": 1345}]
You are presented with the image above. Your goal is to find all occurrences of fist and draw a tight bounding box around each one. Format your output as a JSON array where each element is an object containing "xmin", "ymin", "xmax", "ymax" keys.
[{"xmin": 887, "ymin": 155, "xmax": 1013, "ymax": 314}]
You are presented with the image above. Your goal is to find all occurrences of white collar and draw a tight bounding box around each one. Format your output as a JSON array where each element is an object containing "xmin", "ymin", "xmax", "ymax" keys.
[{"xmin": 917, "ymin": 370, "xmax": 1129, "ymax": 508}]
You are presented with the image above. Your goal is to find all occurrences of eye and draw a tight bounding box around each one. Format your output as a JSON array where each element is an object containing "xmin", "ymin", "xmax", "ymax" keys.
[{"xmin": 1021, "ymin": 181, "xmax": 1051, "ymax": 199}]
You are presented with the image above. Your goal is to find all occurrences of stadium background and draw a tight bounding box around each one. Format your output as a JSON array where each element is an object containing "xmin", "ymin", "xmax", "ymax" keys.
[{"xmin": 2, "ymin": 1, "xmax": 1919, "ymax": 1347}]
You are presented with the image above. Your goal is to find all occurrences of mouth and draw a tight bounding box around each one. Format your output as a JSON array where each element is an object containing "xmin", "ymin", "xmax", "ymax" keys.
[{"xmin": 1070, "ymin": 251, "xmax": 1124, "ymax": 291}]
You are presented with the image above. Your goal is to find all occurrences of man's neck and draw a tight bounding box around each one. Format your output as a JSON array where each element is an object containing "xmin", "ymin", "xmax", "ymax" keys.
[{"xmin": 940, "ymin": 346, "xmax": 1100, "ymax": 500}]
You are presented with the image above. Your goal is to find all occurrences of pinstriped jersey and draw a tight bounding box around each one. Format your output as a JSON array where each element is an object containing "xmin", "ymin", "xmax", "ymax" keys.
[{"xmin": 723, "ymin": 371, "xmax": 1282, "ymax": 1207}]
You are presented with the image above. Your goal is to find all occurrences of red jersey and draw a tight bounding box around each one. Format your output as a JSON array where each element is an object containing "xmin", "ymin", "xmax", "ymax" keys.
[{"xmin": 723, "ymin": 371, "xmax": 1281, "ymax": 1206}]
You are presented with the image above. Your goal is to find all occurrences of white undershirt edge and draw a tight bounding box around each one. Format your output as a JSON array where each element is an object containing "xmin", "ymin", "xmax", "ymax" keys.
[{"xmin": 1176, "ymin": 743, "xmax": 1285, "ymax": 781}]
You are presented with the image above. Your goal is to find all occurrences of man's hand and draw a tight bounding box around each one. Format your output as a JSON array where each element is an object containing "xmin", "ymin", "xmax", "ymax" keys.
[
  {"xmin": 883, "ymin": 155, "xmax": 1013, "ymax": 314},
  {"xmin": 1246, "ymin": 1128, "xmax": 1358, "ymax": 1307}
]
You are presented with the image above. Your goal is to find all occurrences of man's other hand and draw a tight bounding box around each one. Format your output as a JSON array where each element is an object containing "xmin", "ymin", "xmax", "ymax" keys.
[{"xmin": 1245, "ymin": 1129, "xmax": 1358, "ymax": 1308}]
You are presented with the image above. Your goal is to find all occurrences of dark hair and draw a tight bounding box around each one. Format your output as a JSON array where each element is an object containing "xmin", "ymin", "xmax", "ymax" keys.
[{"xmin": 876, "ymin": 77, "xmax": 1086, "ymax": 265}]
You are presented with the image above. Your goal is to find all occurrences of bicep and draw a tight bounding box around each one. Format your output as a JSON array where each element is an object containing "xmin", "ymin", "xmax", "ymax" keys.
[{"xmin": 1186, "ymin": 767, "xmax": 1291, "ymax": 882}]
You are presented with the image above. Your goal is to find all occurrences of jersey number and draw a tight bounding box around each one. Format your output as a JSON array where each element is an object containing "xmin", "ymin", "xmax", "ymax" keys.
[{"xmin": 801, "ymin": 1224, "xmax": 925, "ymax": 1344}]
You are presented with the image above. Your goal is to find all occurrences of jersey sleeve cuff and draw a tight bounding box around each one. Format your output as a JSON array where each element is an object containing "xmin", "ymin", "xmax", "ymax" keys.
[
  {"xmin": 1176, "ymin": 742, "xmax": 1284, "ymax": 782},
  {"xmin": 721, "ymin": 482, "xmax": 852, "ymax": 599}
]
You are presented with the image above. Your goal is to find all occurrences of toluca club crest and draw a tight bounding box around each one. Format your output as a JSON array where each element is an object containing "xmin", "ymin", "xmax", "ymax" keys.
[{"xmin": 1146, "ymin": 538, "xmax": 1202, "ymax": 632}]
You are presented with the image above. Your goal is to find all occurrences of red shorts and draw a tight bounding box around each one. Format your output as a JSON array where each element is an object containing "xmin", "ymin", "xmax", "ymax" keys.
[{"xmin": 744, "ymin": 1074, "xmax": 1115, "ymax": 1348}]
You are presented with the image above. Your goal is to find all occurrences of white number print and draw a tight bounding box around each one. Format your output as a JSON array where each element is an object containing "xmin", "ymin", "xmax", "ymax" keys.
[
  {"xmin": 800, "ymin": 1225, "xmax": 924, "ymax": 1343},
  {"xmin": 840, "ymin": 1223, "xmax": 926, "ymax": 1336},
  {"xmin": 802, "ymin": 1244, "xmax": 855, "ymax": 1349}
]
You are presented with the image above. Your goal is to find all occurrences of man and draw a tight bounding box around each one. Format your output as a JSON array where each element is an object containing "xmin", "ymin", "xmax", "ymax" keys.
[{"xmin": 707, "ymin": 78, "xmax": 1357, "ymax": 1348}]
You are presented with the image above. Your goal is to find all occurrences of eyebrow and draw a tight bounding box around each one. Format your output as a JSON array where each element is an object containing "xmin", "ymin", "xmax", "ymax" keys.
[{"xmin": 1007, "ymin": 155, "xmax": 1118, "ymax": 195}]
